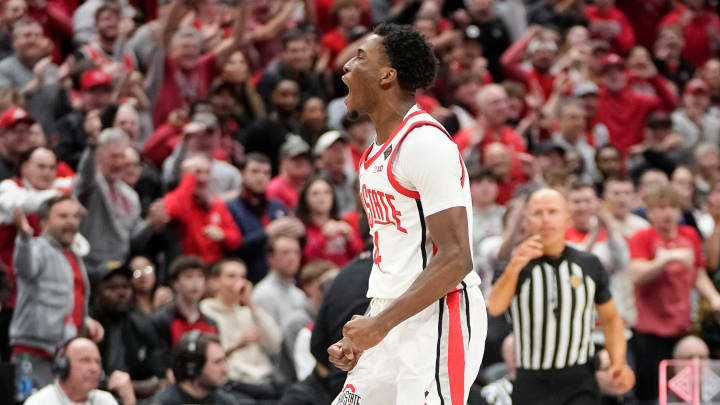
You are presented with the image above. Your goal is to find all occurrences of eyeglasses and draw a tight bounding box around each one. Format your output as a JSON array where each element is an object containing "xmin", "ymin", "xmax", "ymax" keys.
[{"xmin": 132, "ymin": 266, "xmax": 154, "ymax": 279}]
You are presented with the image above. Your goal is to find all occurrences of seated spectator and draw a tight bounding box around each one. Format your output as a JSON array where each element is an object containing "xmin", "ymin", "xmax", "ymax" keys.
[
  {"xmin": 74, "ymin": 128, "xmax": 153, "ymax": 278},
  {"xmin": 0, "ymin": 106, "xmax": 35, "ymax": 181},
  {"xmin": 470, "ymin": 167, "xmax": 505, "ymax": 249},
  {"xmin": 343, "ymin": 113, "xmax": 373, "ymax": 171},
  {"xmin": 0, "ymin": 0, "xmax": 26, "ymax": 61},
  {"xmin": 10, "ymin": 195, "xmax": 103, "ymax": 389},
  {"xmin": 296, "ymin": 174, "xmax": 363, "ymax": 267},
  {"xmin": 244, "ymin": 79, "xmax": 302, "ymax": 175},
  {"xmin": 200, "ymin": 258, "xmax": 283, "ymax": 399},
  {"xmin": 694, "ymin": 143, "xmax": 720, "ymax": 199},
  {"xmin": 596, "ymin": 52, "xmax": 676, "ymax": 156},
  {"xmin": 627, "ymin": 112, "xmax": 686, "ymax": 182},
  {"xmin": 653, "ymin": 24, "xmax": 695, "ymax": 90},
  {"xmin": 573, "ymin": 82, "xmax": 611, "ymax": 149},
  {"xmin": 56, "ymin": 69, "xmax": 114, "ymax": 170},
  {"xmin": 253, "ymin": 233, "xmax": 312, "ymax": 328},
  {"xmin": 314, "ymin": 130, "xmax": 356, "ymax": 215},
  {"xmin": 159, "ymin": 154, "xmax": 242, "ymax": 264},
  {"xmin": 256, "ymin": 29, "xmax": 327, "ymax": 108},
  {"xmin": 91, "ymin": 264, "xmax": 166, "ymax": 400},
  {"xmin": 660, "ymin": 0, "xmax": 720, "ymax": 68},
  {"xmin": 289, "ymin": 260, "xmax": 339, "ymax": 381},
  {"xmin": 150, "ymin": 332, "xmax": 244, "ymax": 405},
  {"xmin": 629, "ymin": 185, "xmax": 720, "ymax": 403},
  {"xmin": 24, "ymin": 337, "xmax": 135, "ymax": 405},
  {"xmin": 299, "ymin": 97, "xmax": 329, "ymax": 147},
  {"xmin": 152, "ymin": 256, "xmax": 217, "ymax": 354},
  {"xmin": 211, "ymin": 50, "xmax": 266, "ymax": 132},
  {"xmin": 266, "ymin": 135, "xmax": 313, "ymax": 211},
  {"xmin": 602, "ymin": 176, "xmax": 650, "ymax": 239},
  {"xmin": 594, "ymin": 144, "xmax": 624, "ymax": 193},
  {"xmin": 700, "ymin": 58, "xmax": 720, "ymax": 106},
  {"xmin": 128, "ymin": 255, "xmax": 172, "ymax": 316},
  {"xmin": 71, "ymin": 0, "xmax": 134, "ymax": 47},
  {"xmin": 585, "ymin": 0, "xmax": 635, "ymax": 56},
  {"xmin": 672, "ymin": 78, "xmax": 720, "ymax": 148},
  {"xmin": 553, "ymin": 98, "xmax": 600, "ymax": 183},
  {"xmin": 162, "ymin": 113, "xmax": 242, "ymax": 197},
  {"xmin": 483, "ymin": 142, "xmax": 529, "ymax": 205},
  {"xmin": 0, "ymin": 17, "xmax": 70, "ymax": 136},
  {"xmin": 479, "ymin": 333, "xmax": 515, "ymax": 405},
  {"xmin": 527, "ymin": 0, "xmax": 587, "ymax": 33},
  {"xmin": 226, "ymin": 152, "xmax": 301, "ymax": 284}
]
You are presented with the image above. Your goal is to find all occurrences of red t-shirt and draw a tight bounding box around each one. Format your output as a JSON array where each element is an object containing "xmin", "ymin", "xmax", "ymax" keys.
[
  {"xmin": 321, "ymin": 29, "xmax": 347, "ymax": 67},
  {"xmin": 64, "ymin": 250, "xmax": 85, "ymax": 334},
  {"xmin": 266, "ymin": 176, "xmax": 299, "ymax": 210},
  {"xmin": 152, "ymin": 53, "xmax": 218, "ymax": 128},
  {"xmin": 629, "ymin": 226, "xmax": 704, "ymax": 337}
]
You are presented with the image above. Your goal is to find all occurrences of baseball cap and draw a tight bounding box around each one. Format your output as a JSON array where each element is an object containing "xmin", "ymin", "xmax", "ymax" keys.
[
  {"xmin": 528, "ymin": 38, "xmax": 558, "ymax": 54},
  {"xmin": 191, "ymin": 112, "xmax": 219, "ymax": 130},
  {"xmin": 280, "ymin": 134, "xmax": 311, "ymax": 158},
  {"xmin": 573, "ymin": 81, "xmax": 599, "ymax": 97},
  {"xmin": 80, "ymin": 69, "xmax": 112, "ymax": 90},
  {"xmin": 92, "ymin": 261, "xmax": 132, "ymax": 286},
  {"xmin": 684, "ymin": 78, "xmax": 709, "ymax": 95},
  {"xmin": 533, "ymin": 140, "xmax": 566, "ymax": 157},
  {"xmin": 646, "ymin": 111, "xmax": 672, "ymax": 129},
  {"xmin": 0, "ymin": 107, "xmax": 35, "ymax": 130},
  {"xmin": 600, "ymin": 53, "xmax": 625, "ymax": 71},
  {"xmin": 313, "ymin": 130, "xmax": 347, "ymax": 156}
]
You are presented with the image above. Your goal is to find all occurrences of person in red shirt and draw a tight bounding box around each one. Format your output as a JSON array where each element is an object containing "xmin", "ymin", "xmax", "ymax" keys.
[
  {"xmin": 661, "ymin": 0, "xmax": 720, "ymax": 68},
  {"xmin": 484, "ymin": 142, "xmax": 530, "ymax": 206},
  {"xmin": 158, "ymin": 154, "xmax": 242, "ymax": 264},
  {"xmin": 295, "ymin": 174, "xmax": 363, "ymax": 268},
  {"xmin": 152, "ymin": 0, "xmax": 249, "ymax": 127},
  {"xmin": 595, "ymin": 53, "xmax": 677, "ymax": 157},
  {"xmin": 501, "ymin": 26, "xmax": 558, "ymax": 100},
  {"xmin": 321, "ymin": 0, "xmax": 363, "ymax": 67},
  {"xmin": 629, "ymin": 185, "xmax": 720, "ymax": 402},
  {"xmin": 585, "ymin": 0, "xmax": 635, "ymax": 56},
  {"xmin": 267, "ymin": 135, "xmax": 313, "ymax": 210}
]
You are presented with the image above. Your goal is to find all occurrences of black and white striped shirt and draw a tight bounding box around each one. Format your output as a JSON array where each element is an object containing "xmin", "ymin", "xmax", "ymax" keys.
[{"xmin": 510, "ymin": 246, "xmax": 611, "ymax": 371}]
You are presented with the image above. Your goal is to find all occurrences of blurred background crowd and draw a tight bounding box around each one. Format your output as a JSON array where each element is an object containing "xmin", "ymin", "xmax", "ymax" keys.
[{"xmin": 1, "ymin": 0, "xmax": 720, "ymax": 404}]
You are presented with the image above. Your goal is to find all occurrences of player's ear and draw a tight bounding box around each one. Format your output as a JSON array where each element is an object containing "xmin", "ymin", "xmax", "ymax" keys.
[{"xmin": 379, "ymin": 67, "xmax": 397, "ymax": 87}]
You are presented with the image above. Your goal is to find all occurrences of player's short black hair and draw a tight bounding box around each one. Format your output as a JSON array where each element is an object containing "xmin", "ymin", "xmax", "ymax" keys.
[{"xmin": 373, "ymin": 23, "xmax": 438, "ymax": 92}]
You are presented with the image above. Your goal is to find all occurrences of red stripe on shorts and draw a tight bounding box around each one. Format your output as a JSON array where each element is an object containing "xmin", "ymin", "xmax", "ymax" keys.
[{"xmin": 446, "ymin": 290, "xmax": 465, "ymax": 404}]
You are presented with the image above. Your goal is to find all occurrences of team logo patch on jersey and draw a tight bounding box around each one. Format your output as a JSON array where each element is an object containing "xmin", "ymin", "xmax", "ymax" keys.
[
  {"xmin": 337, "ymin": 384, "xmax": 362, "ymax": 405},
  {"xmin": 570, "ymin": 275, "xmax": 582, "ymax": 288},
  {"xmin": 383, "ymin": 145, "xmax": 392, "ymax": 160}
]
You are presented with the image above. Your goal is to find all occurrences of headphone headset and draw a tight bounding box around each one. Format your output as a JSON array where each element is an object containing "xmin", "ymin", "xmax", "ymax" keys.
[
  {"xmin": 53, "ymin": 336, "xmax": 83, "ymax": 381},
  {"xmin": 173, "ymin": 330, "xmax": 205, "ymax": 382}
]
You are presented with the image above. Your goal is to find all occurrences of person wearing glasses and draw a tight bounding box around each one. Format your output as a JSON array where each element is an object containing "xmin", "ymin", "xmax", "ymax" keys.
[
  {"xmin": 128, "ymin": 255, "xmax": 173, "ymax": 316},
  {"xmin": 90, "ymin": 262, "xmax": 168, "ymax": 400}
]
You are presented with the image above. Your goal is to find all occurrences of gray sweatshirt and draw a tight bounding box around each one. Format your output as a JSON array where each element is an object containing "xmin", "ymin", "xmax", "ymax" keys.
[{"xmin": 10, "ymin": 233, "xmax": 90, "ymax": 354}]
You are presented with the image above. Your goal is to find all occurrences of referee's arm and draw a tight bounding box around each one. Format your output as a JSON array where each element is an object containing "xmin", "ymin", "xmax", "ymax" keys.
[
  {"xmin": 597, "ymin": 298, "xmax": 636, "ymax": 393},
  {"xmin": 488, "ymin": 235, "xmax": 543, "ymax": 316}
]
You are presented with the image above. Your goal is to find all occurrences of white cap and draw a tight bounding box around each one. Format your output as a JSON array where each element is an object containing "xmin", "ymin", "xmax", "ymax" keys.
[{"xmin": 313, "ymin": 130, "xmax": 347, "ymax": 157}]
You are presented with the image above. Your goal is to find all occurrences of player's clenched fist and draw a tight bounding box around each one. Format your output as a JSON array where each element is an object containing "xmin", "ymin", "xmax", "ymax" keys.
[
  {"xmin": 328, "ymin": 337, "xmax": 363, "ymax": 372},
  {"xmin": 342, "ymin": 315, "xmax": 389, "ymax": 351}
]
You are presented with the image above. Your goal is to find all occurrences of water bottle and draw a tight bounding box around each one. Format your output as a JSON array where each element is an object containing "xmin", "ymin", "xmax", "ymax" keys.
[{"xmin": 14, "ymin": 354, "xmax": 33, "ymax": 402}]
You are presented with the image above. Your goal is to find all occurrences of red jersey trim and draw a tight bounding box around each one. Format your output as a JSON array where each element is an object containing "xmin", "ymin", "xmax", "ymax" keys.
[
  {"xmin": 362, "ymin": 110, "xmax": 426, "ymax": 170},
  {"xmin": 386, "ymin": 120, "xmax": 452, "ymax": 200}
]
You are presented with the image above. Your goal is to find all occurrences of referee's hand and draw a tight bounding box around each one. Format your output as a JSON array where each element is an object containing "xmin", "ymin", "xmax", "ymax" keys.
[
  {"xmin": 509, "ymin": 235, "xmax": 544, "ymax": 271},
  {"xmin": 609, "ymin": 363, "xmax": 636, "ymax": 395}
]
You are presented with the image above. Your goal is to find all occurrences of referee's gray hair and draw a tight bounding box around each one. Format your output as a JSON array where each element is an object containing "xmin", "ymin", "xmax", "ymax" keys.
[
  {"xmin": 171, "ymin": 27, "xmax": 203, "ymax": 50},
  {"xmin": 98, "ymin": 128, "xmax": 130, "ymax": 149}
]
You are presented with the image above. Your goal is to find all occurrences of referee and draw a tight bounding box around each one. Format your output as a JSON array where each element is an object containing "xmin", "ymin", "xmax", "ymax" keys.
[{"xmin": 488, "ymin": 188, "xmax": 635, "ymax": 405}]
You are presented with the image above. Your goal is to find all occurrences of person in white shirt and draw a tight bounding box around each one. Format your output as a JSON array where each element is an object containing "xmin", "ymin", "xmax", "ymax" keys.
[{"xmin": 24, "ymin": 337, "xmax": 135, "ymax": 405}]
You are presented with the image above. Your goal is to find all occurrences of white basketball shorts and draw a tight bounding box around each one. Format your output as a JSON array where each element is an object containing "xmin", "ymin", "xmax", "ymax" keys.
[{"xmin": 333, "ymin": 286, "xmax": 487, "ymax": 405}]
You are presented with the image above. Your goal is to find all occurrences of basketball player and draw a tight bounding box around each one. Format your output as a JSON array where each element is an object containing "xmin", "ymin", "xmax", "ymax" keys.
[{"xmin": 328, "ymin": 24, "xmax": 486, "ymax": 405}]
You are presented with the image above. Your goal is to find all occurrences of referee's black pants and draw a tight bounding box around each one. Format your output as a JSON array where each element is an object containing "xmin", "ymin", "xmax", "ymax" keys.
[{"xmin": 512, "ymin": 363, "xmax": 601, "ymax": 405}]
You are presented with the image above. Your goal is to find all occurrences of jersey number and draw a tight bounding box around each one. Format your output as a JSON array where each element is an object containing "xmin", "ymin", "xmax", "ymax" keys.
[{"xmin": 373, "ymin": 231, "xmax": 382, "ymax": 268}]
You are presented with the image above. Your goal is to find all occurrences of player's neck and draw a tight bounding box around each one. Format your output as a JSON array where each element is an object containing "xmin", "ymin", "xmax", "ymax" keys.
[{"xmin": 370, "ymin": 96, "xmax": 416, "ymax": 144}]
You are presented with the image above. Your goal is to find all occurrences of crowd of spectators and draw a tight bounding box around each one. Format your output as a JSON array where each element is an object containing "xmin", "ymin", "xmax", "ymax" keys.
[{"xmin": 1, "ymin": 0, "xmax": 720, "ymax": 404}]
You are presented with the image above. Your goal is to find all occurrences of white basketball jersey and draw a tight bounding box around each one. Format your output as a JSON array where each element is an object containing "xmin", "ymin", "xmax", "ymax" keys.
[{"xmin": 358, "ymin": 107, "xmax": 481, "ymax": 299}]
